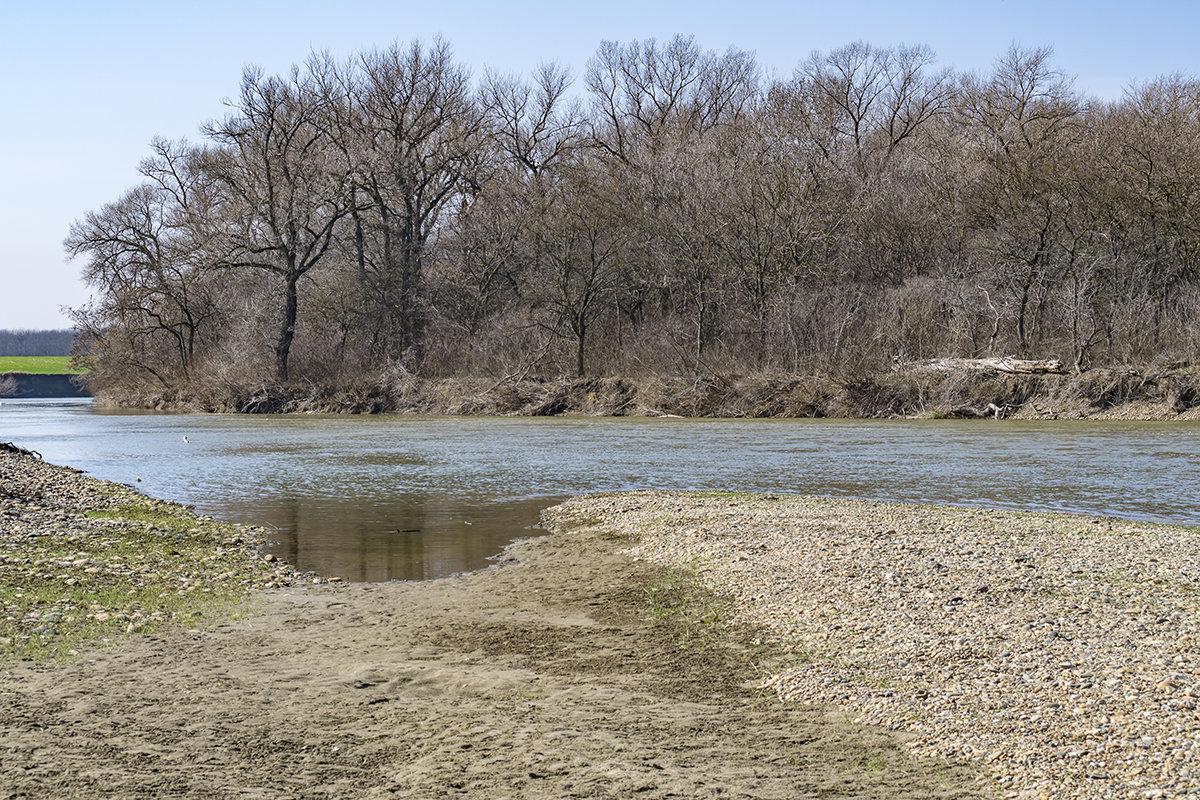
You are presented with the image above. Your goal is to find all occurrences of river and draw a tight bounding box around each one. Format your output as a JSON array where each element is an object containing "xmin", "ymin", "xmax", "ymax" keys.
[{"xmin": 2, "ymin": 398, "xmax": 1197, "ymax": 581}]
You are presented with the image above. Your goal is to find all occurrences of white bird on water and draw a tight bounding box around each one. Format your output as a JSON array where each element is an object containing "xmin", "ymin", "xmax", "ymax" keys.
[{"xmin": 182, "ymin": 435, "xmax": 189, "ymax": 443}]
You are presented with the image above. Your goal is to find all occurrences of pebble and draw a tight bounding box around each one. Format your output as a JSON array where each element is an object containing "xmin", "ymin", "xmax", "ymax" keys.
[
  {"xmin": 552, "ymin": 491, "xmax": 1200, "ymax": 800},
  {"xmin": 0, "ymin": 449, "xmax": 327, "ymax": 660}
]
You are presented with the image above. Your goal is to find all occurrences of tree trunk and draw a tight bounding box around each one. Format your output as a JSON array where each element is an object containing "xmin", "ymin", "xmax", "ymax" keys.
[
  {"xmin": 575, "ymin": 321, "xmax": 586, "ymax": 378},
  {"xmin": 351, "ymin": 193, "xmax": 367, "ymax": 283},
  {"xmin": 276, "ymin": 272, "xmax": 299, "ymax": 382}
]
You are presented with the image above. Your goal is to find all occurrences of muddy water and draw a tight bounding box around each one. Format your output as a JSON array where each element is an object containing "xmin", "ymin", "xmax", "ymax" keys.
[{"xmin": 2, "ymin": 398, "xmax": 1198, "ymax": 581}]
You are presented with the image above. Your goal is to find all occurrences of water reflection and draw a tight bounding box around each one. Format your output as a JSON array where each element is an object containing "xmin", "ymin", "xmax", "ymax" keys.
[{"xmin": 227, "ymin": 494, "xmax": 555, "ymax": 582}]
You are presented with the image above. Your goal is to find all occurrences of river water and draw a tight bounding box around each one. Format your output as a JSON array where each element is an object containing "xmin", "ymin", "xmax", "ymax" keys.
[{"xmin": 2, "ymin": 398, "xmax": 1197, "ymax": 581}]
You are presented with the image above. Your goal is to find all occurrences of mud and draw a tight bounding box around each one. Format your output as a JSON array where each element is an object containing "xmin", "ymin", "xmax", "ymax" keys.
[{"xmin": 0, "ymin": 509, "xmax": 980, "ymax": 799}]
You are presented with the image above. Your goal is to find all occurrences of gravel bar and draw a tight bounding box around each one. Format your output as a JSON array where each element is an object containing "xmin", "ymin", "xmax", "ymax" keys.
[
  {"xmin": 553, "ymin": 491, "xmax": 1200, "ymax": 800},
  {"xmin": 0, "ymin": 446, "xmax": 328, "ymax": 661}
]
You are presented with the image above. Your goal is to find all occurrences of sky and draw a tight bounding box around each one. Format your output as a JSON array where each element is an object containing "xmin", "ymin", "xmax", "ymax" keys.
[{"xmin": 3, "ymin": 0, "xmax": 1200, "ymax": 330}]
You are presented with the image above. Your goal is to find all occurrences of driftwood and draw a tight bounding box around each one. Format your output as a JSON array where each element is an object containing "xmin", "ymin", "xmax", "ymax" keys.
[
  {"xmin": 0, "ymin": 442, "xmax": 41, "ymax": 459},
  {"xmin": 901, "ymin": 357, "xmax": 1064, "ymax": 375},
  {"xmin": 938, "ymin": 402, "xmax": 1018, "ymax": 420}
]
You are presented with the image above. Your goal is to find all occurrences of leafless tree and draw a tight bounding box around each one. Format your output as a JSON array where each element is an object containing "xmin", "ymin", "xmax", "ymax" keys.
[
  {"xmin": 204, "ymin": 66, "xmax": 351, "ymax": 380},
  {"xmin": 482, "ymin": 62, "xmax": 583, "ymax": 178},
  {"xmin": 343, "ymin": 40, "xmax": 488, "ymax": 362},
  {"xmin": 533, "ymin": 158, "xmax": 629, "ymax": 377},
  {"xmin": 960, "ymin": 45, "xmax": 1084, "ymax": 354},
  {"xmin": 586, "ymin": 36, "xmax": 758, "ymax": 165},
  {"xmin": 66, "ymin": 139, "xmax": 222, "ymax": 385},
  {"xmin": 799, "ymin": 41, "xmax": 953, "ymax": 181},
  {"xmin": 69, "ymin": 36, "xmax": 1200, "ymax": 405},
  {"xmin": 0, "ymin": 329, "xmax": 74, "ymax": 357}
]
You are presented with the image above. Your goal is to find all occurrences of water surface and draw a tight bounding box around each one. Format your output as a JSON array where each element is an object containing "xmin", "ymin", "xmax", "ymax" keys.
[{"xmin": 2, "ymin": 399, "xmax": 1197, "ymax": 581}]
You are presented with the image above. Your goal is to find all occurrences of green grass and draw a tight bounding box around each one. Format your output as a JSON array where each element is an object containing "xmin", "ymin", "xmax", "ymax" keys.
[
  {"xmin": 0, "ymin": 356, "xmax": 83, "ymax": 374},
  {"xmin": 0, "ymin": 492, "xmax": 290, "ymax": 663},
  {"xmin": 691, "ymin": 490, "xmax": 787, "ymax": 501},
  {"xmin": 643, "ymin": 564, "xmax": 736, "ymax": 650}
]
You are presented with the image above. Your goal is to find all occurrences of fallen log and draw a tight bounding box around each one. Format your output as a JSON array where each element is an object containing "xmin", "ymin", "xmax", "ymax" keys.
[
  {"xmin": 0, "ymin": 442, "xmax": 42, "ymax": 459},
  {"xmin": 902, "ymin": 357, "xmax": 1064, "ymax": 375},
  {"xmin": 937, "ymin": 402, "xmax": 1017, "ymax": 419}
]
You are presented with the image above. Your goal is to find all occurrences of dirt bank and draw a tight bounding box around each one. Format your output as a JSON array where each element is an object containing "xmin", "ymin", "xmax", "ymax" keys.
[
  {"xmin": 0, "ymin": 485, "xmax": 981, "ymax": 799},
  {"xmin": 89, "ymin": 366, "xmax": 1200, "ymax": 420},
  {"xmin": 0, "ymin": 373, "xmax": 88, "ymax": 399}
]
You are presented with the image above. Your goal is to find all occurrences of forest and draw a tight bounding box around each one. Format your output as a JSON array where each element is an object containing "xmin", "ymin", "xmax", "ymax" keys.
[{"xmin": 66, "ymin": 37, "xmax": 1200, "ymax": 414}]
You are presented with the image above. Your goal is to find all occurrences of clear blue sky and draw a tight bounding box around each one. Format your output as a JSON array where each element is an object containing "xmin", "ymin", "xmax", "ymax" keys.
[{"xmin": 3, "ymin": 0, "xmax": 1198, "ymax": 329}]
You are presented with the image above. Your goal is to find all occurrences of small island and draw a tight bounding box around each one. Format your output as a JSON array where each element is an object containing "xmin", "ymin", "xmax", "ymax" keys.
[{"xmin": 59, "ymin": 38, "xmax": 1199, "ymax": 420}]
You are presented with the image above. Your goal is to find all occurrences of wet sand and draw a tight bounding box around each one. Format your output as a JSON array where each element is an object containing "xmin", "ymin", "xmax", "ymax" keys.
[{"xmin": 0, "ymin": 490, "xmax": 980, "ymax": 799}]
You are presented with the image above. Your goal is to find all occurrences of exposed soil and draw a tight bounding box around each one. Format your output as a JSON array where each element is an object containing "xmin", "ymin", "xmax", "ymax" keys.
[
  {"xmin": 91, "ymin": 366, "xmax": 1200, "ymax": 421},
  {"xmin": 0, "ymin": 511, "xmax": 981, "ymax": 799},
  {"xmin": 0, "ymin": 373, "xmax": 88, "ymax": 399}
]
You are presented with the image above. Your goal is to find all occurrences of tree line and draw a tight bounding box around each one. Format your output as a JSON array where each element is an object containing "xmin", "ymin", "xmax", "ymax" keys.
[
  {"xmin": 67, "ymin": 37, "xmax": 1200, "ymax": 401},
  {"xmin": 0, "ymin": 330, "xmax": 74, "ymax": 358}
]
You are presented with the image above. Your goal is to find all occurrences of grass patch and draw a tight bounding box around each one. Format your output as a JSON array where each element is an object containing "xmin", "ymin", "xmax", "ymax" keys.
[
  {"xmin": 634, "ymin": 561, "xmax": 790, "ymax": 700},
  {"xmin": 0, "ymin": 490, "xmax": 299, "ymax": 663},
  {"xmin": 691, "ymin": 490, "xmax": 786, "ymax": 501},
  {"xmin": 642, "ymin": 564, "xmax": 739, "ymax": 651},
  {"xmin": 0, "ymin": 356, "xmax": 83, "ymax": 374},
  {"xmin": 852, "ymin": 748, "xmax": 891, "ymax": 775}
]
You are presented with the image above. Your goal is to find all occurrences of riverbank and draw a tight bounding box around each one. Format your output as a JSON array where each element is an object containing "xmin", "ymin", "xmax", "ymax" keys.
[
  {"xmin": 87, "ymin": 365, "xmax": 1200, "ymax": 420},
  {"xmin": 0, "ymin": 445, "xmax": 319, "ymax": 660},
  {"xmin": 0, "ymin": 456, "xmax": 981, "ymax": 799},
  {"xmin": 572, "ymin": 491, "xmax": 1200, "ymax": 800},
  {"xmin": 0, "ymin": 372, "xmax": 88, "ymax": 399},
  {"xmin": 0, "ymin": 357, "xmax": 88, "ymax": 399},
  {"xmin": 5, "ymin": 455, "xmax": 1198, "ymax": 798}
]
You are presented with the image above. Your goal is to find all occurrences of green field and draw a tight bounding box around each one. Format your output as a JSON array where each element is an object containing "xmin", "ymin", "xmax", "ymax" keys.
[{"xmin": 0, "ymin": 356, "xmax": 83, "ymax": 374}]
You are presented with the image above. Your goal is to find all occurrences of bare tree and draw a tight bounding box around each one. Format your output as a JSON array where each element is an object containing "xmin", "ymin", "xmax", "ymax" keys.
[
  {"xmin": 482, "ymin": 62, "xmax": 583, "ymax": 177},
  {"xmin": 0, "ymin": 329, "xmax": 74, "ymax": 357},
  {"xmin": 70, "ymin": 36, "xmax": 1200, "ymax": 406},
  {"xmin": 534, "ymin": 159, "xmax": 628, "ymax": 377},
  {"xmin": 960, "ymin": 45, "xmax": 1083, "ymax": 354},
  {"xmin": 204, "ymin": 65, "xmax": 350, "ymax": 381},
  {"xmin": 66, "ymin": 139, "xmax": 221, "ymax": 385},
  {"xmin": 799, "ymin": 41, "xmax": 953, "ymax": 182},
  {"xmin": 1101, "ymin": 77, "xmax": 1200, "ymax": 351},
  {"xmin": 586, "ymin": 36, "xmax": 758, "ymax": 164},
  {"xmin": 341, "ymin": 39, "xmax": 488, "ymax": 362}
]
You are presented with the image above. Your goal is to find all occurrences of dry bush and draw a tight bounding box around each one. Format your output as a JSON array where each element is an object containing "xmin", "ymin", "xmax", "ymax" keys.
[
  {"xmin": 571, "ymin": 377, "xmax": 639, "ymax": 415},
  {"xmin": 1051, "ymin": 369, "xmax": 1147, "ymax": 409}
]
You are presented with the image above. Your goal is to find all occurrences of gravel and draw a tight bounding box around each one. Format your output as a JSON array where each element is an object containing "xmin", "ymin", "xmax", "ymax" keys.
[
  {"xmin": 556, "ymin": 491, "xmax": 1200, "ymax": 800},
  {"xmin": 0, "ymin": 446, "xmax": 327, "ymax": 661}
]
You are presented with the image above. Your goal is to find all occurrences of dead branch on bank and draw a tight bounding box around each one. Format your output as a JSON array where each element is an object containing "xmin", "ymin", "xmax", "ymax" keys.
[
  {"xmin": 900, "ymin": 357, "xmax": 1064, "ymax": 375},
  {"xmin": 0, "ymin": 442, "xmax": 42, "ymax": 459}
]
